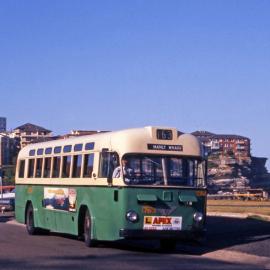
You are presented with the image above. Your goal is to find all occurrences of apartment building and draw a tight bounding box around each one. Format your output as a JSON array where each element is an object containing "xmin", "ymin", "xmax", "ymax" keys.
[
  {"xmin": 0, "ymin": 133, "xmax": 14, "ymax": 166},
  {"xmin": 192, "ymin": 131, "xmax": 251, "ymax": 159},
  {"xmin": 12, "ymin": 123, "xmax": 52, "ymax": 148},
  {"xmin": 0, "ymin": 117, "xmax": 7, "ymax": 132}
]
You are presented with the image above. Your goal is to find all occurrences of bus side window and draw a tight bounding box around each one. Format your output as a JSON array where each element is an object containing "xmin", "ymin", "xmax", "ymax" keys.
[
  {"xmin": 83, "ymin": 154, "xmax": 94, "ymax": 178},
  {"xmin": 52, "ymin": 156, "xmax": 61, "ymax": 178},
  {"xmin": 99, "ymin": 152, "xmax": 119, "ymax": 178},
  {"xmin": 28, "ymin": 159, "xmax": 35, "ymax": 178},
  {"xmin": 62, "ymin": 156, "xmax": 71, "ymax": 178},
  {"xmin": 43, "ymin": 157, "xmax": 51, "ymax": 178},
  {"xmin": 35, "ymin": 158, "xmax": 43, "ymax": 178},
  {"xmin": 19, "ymin": 160, "xmax": 25, "ymax": 178},
  {"xmin": 187, "ymin": 160, "xmax": 195, "ymax": 186},
  {"xmin": 72, "ymin": 155, "xmax": 82, "ymax": 178}
]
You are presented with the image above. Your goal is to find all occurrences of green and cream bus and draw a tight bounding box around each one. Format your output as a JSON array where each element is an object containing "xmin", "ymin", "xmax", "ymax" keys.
[{"xmin": 15, "ymin": 126, "xmax": 207, "ymax": 249}]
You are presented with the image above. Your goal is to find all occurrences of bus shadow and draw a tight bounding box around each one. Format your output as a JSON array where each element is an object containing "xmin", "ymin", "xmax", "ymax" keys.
[
  {"xmin": 43, "ymin": 215, "xmax": 270, "ymax": 256},
  {"xmin": 101, "ymin": 216, "xmax": 270, "ymax": 255},
  {"xmin": 6, "ymin": 213, "xmax": 269, "ymax": 256},
  {"xmin": 199, "ymin": 215, "xmax": 270, "ymax": 254}
]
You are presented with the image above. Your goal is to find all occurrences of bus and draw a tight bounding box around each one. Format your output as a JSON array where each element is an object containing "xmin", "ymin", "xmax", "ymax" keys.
[{"xmin": 15, "ymin": 126, "xmax": 207, "ymax": 249}]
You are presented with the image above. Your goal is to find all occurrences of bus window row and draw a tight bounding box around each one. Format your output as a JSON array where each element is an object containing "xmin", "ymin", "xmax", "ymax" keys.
[
  {"xmin": 18, "ymin": 154, "xmax": 94, "ymax": 179},
  {"xmin": 29, "ymin": 142, "xmax": 95, "ymax": 157}
]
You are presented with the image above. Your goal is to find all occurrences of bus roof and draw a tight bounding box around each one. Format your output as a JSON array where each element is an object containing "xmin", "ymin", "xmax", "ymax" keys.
[{"xmin": 17, "ymin": 126, "xmax": 203, "ymax": 158}]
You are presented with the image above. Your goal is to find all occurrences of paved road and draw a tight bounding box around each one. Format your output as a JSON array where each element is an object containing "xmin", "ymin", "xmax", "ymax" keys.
[{"xmin": 0, "ymin": 213, "xmax": 269, "ymax": 270}]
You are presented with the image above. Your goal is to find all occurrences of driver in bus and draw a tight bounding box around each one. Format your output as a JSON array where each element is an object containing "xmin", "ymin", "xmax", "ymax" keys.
[{"xmin": 112, "ymin": 158, "xmax": 134, "ymax": 182}]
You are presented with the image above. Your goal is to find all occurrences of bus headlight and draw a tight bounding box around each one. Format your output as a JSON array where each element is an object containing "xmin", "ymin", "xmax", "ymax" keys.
[
  {"xmin": 193, "ymin": 212, "xmax": 203, "ymax": 223},
  {"xmin": 126, "ymin": 210, "xmax": 139, "ymax": 223}
]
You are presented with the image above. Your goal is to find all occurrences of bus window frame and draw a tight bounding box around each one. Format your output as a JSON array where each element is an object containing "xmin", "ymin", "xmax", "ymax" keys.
[
  {"xmin": 35, "ymin": 157, "xmax": 43, "ymax": 178},
  {"xmin": 72, "ymin": 154, "xmax": 83, "ymax": 178},
  {"xmin": 83, "ymin": 153, "xmax": 95, "ymax": 178},
  {"xmin": 98, "ymin": 151, "xmax": 119, "ymax": 180},
  {"xmin": 18, "ymin": 159, "xmax": 26, "ymax": 178},
  {"xmin": 61, "ymin": 155, "xmax": 72, "ymax": 178},
  {"xmin": 27, "ymin": 158, "xmax": 35, "ymax": 179},
  {"xmin": 52, "ymin": 156, "xmax": 61, "ymax": 178},
  {"xmin": 43, "ymin": 156, "xmax": 52, "ymax": 178}
]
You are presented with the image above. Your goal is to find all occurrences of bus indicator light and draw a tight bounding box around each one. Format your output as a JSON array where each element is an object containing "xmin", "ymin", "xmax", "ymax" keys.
[{"xmin": 195, "ymin": 190, "xmax": 207, "ymax": 197}]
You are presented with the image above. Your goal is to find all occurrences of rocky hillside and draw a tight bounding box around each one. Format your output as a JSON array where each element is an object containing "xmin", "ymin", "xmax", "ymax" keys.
[{"xmin": 207, "ymin": 152, "xmax": 270, "ymax": 193}]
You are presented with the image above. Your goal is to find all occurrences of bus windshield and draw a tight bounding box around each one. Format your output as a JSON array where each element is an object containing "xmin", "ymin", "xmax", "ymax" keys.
[{"xmin": 121, "ymin": 155, "xmax": 206, "ymax": 187}]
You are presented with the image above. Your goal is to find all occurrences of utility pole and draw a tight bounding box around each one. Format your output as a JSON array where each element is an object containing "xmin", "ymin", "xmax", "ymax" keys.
[
  {"xmin": 0, "ymin": 175, "xmax": 2, "ymax": 199},
  {"xmin": 0, "ymin": 166, "xmax": 3, "ymax": 199}
]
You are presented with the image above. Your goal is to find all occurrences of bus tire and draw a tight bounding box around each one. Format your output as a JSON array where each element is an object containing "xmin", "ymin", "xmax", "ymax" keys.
[
  {"xmin": 84, "ymin": 209, "xmax": 97, "ymax": 247},
  {"xmin": 26, "ymin": 203, "xmax": 38, "ymax": 235}
]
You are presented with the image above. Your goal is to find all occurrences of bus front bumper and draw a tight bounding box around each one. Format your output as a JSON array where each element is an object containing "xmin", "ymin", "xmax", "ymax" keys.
[{"xmin": 119, "ymin": 229, "xmax": 206, "ymax": 240}]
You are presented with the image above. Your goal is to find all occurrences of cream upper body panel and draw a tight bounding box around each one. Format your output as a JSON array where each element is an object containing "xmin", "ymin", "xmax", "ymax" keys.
[
  {"xmin": 110, "ymin": 127, "xmax": 202, "ymax": 157},
  {"xmin": 17, "ymin": 126, "xmax": 203, "ymax": 159},
  {"xmin": 16, "ymin": 126, "xmax": 204, "ymax": 185}
]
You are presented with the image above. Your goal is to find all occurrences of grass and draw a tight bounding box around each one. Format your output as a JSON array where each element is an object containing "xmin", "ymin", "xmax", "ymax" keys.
[{"xmin": 207, "ymin": 199, "xmax": 270, "ymax": 216}]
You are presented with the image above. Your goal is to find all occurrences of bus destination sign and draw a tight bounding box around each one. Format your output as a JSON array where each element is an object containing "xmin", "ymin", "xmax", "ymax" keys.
[{"xmin": 147, "ymin": 144, "xmax": 183, "ymax": 151}]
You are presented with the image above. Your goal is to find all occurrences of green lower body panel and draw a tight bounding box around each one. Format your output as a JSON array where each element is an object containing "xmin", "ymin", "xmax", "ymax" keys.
[{"xmin": 15, "ymin": 185, "xmax": 207, "ymax": 241}]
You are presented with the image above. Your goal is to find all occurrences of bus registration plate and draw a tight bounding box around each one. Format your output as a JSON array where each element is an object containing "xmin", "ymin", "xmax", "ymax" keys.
[{"xmin": 143, "ymin": 216, "xmax": 182, "ymax": 230}]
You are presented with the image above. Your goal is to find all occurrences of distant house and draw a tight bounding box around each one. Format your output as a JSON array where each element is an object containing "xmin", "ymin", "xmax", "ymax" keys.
[
  {"xmin": 12, "ymin": 123, "xmax": 52, "ymax": 148},
  {"xmin": 192, "ymin": 131, "xmax": 251, "ymax": 160}
]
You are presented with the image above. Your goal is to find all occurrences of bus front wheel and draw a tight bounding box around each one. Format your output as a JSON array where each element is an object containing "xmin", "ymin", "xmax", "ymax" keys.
[
  {"xmin": 26, "ymin": 204, "xmax": 37, "ymax": 235},
  {"xmin": 84, "ymin": 209, "xmax": 96, "ymax": 247}
]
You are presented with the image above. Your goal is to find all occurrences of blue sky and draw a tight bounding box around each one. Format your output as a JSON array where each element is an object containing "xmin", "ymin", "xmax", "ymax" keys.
[{"xmin": 0, "ymin": 1, "xmax": 269, "ymax": 169}]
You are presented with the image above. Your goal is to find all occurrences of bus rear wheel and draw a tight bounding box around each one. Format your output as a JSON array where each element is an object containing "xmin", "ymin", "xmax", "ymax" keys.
[
  {"xmin": 84, "ymin": 209, "xmax": 96, "ymax": 247},
  {"xmin": 26, "ymin": 204, "xmax": 37, "ymax": 235}
]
